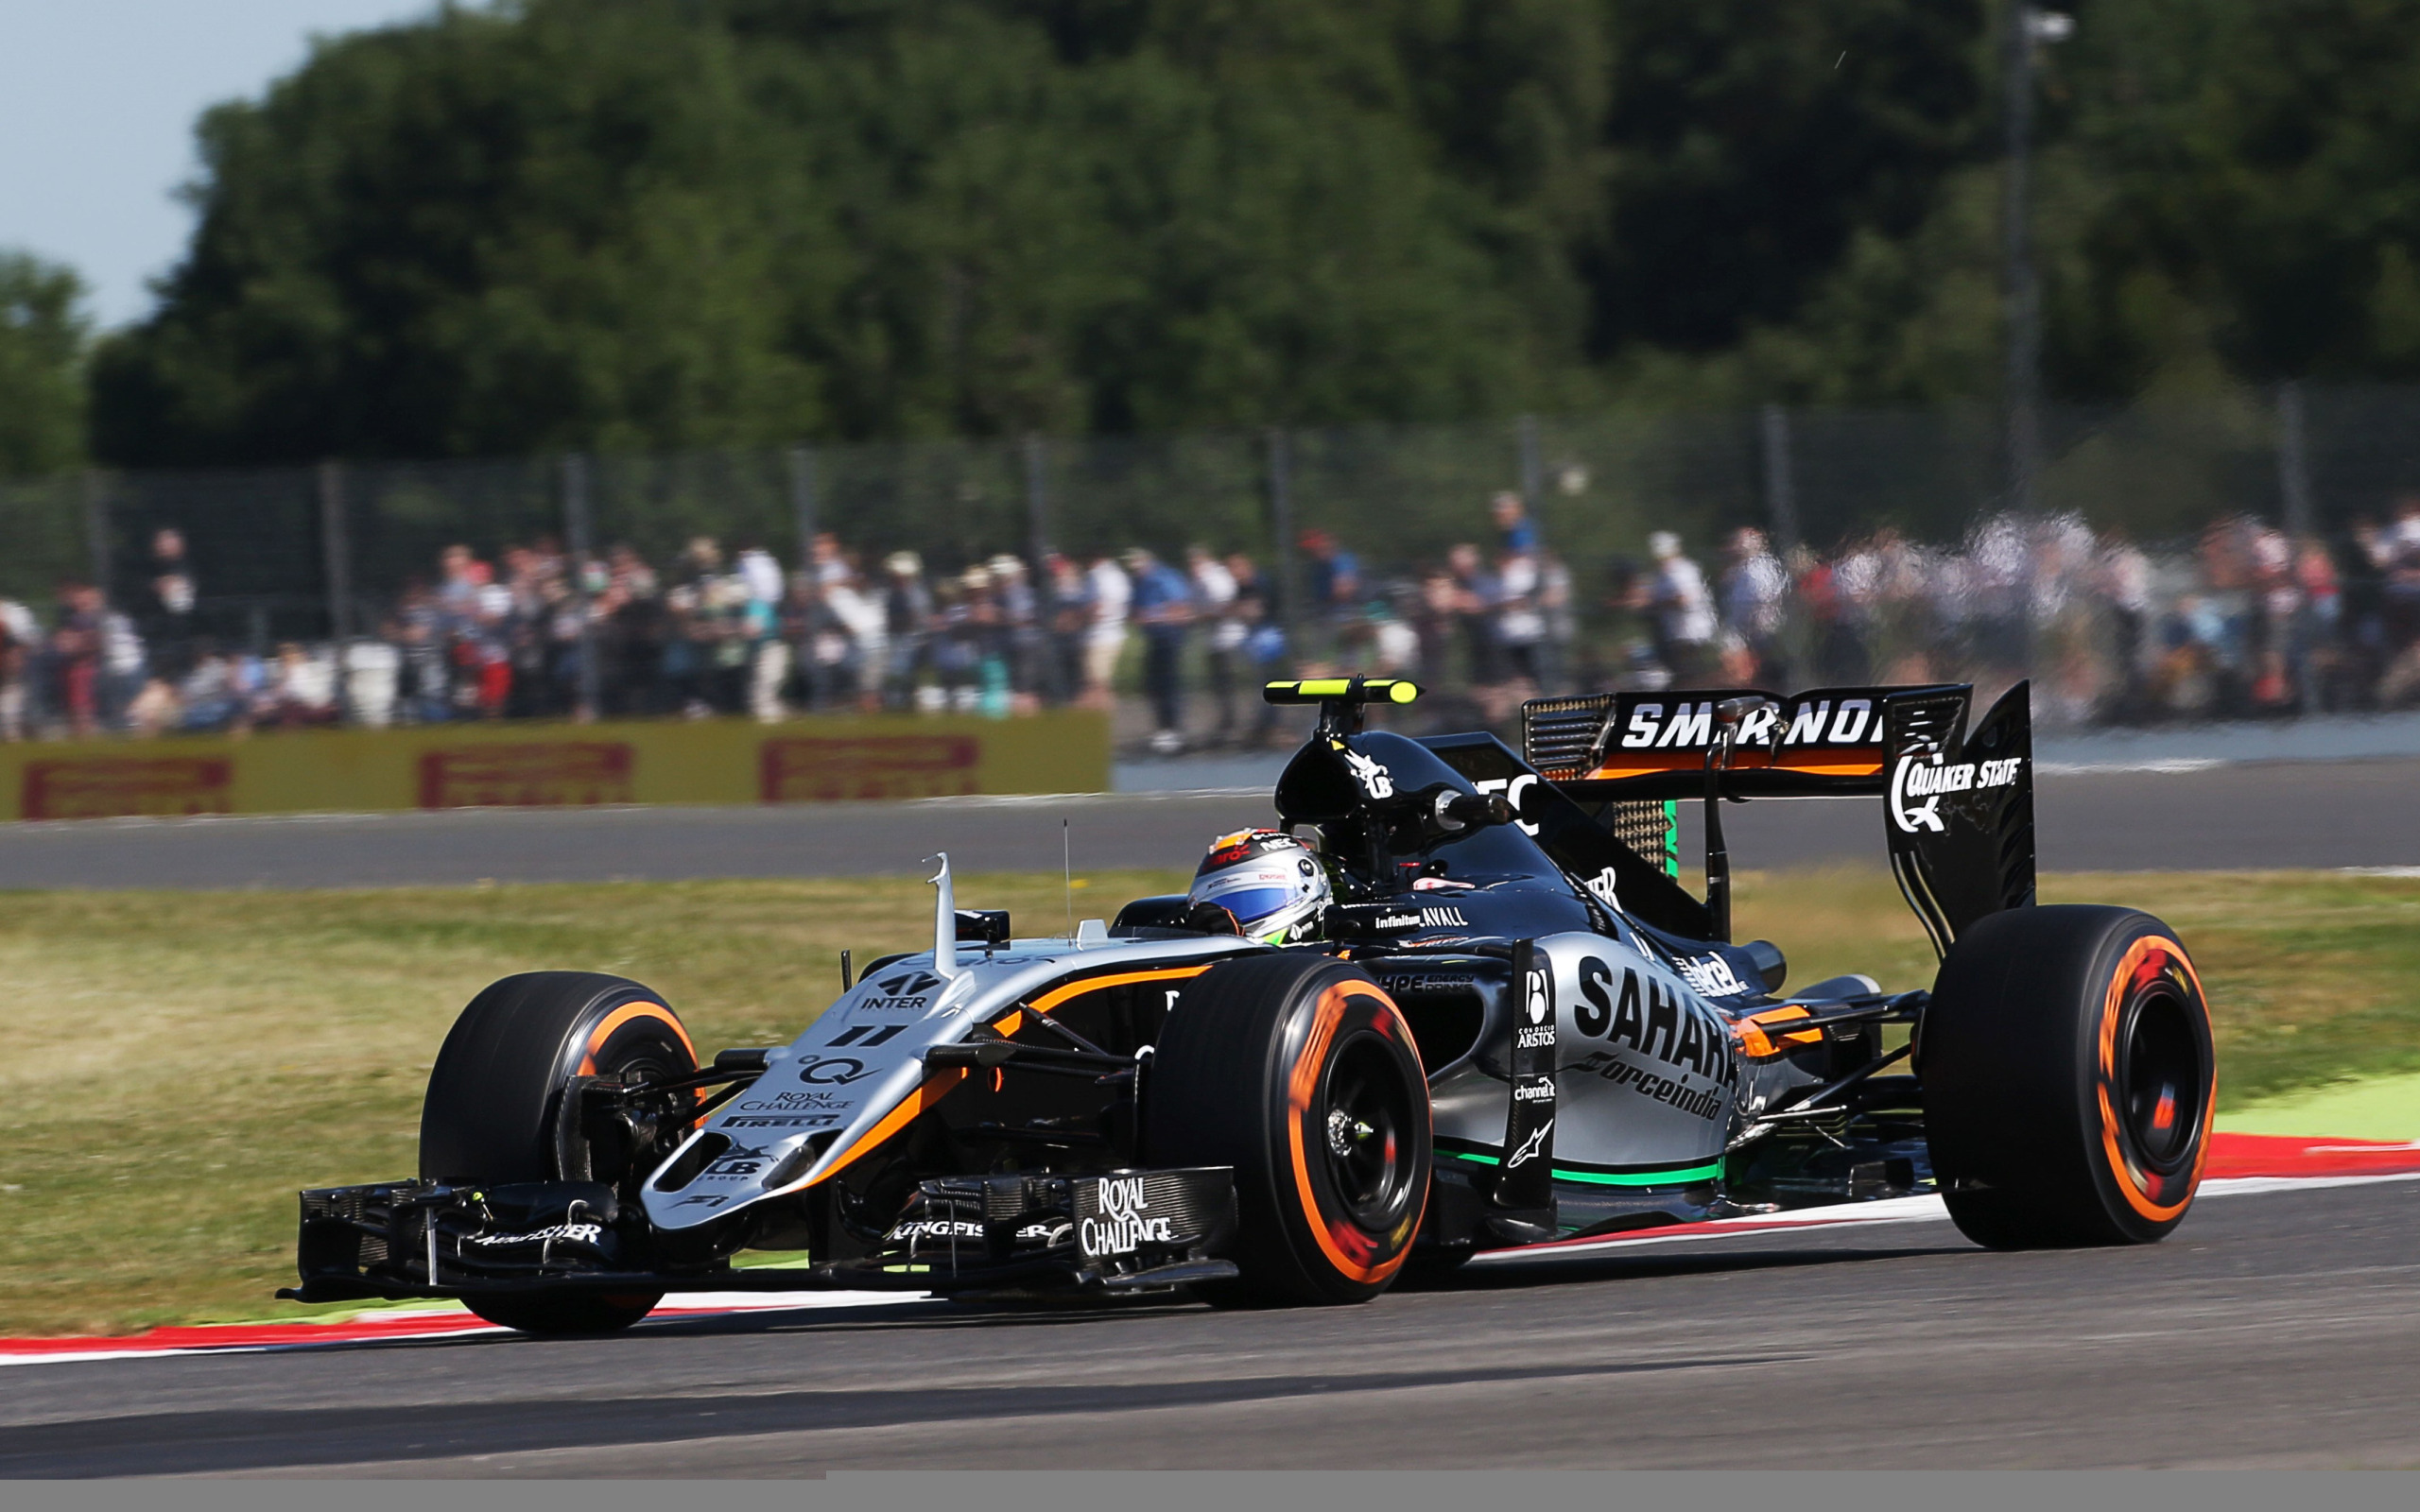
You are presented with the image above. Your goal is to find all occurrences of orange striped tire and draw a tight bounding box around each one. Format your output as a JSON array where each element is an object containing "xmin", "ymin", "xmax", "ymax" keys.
[
  {"xmin": 1919, "ymin": 906, "xmax": 2214, "ymax": 1249},
  {"xmin": 1143, "ymin": 954, "xmax": 1430, "ymax": 1306},
  {"xmin": 420, "ymin": 972, "xmax": 697, "ymax": 1334}
]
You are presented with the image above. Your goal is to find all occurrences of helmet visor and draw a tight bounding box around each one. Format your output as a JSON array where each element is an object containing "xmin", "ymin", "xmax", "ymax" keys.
[{"xmin": 1201, "ymin": 885, "xmax": 1293, "ymax": 929}]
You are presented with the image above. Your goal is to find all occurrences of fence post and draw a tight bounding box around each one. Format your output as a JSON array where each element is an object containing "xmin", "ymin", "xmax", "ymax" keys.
[
  {"xmin": 1760, "ymin": 404, "xmax": 1802, "ymax": 552},
  {"xmin": 562, "ymin": 453, "xmax": 602, "ymax": 719},
  {"xmin": 2277, "ymin": 380, "xmax": 2314, "ymax": 539},
  {"xmin": 1267, "ymin": 427, "xmax": 1298, "ymax": 648},
  {"xmin": 1517, "ymin": 413, "xmax": 1544, "ymax": 539},
  {"xmin": 787, "ymin": 444, "xmax": 819, "ymax": 576},
  {"xmin": 318, "ymin": 459, "xmax": 354, "ymax": 724},
  {"xmin": 1024, "ymin": 433, "xmax": 1051, "ymax": 571},
  {"xmin": 2001, "ymin": 2, "xmax": 2044, "ymax": 517},
  {"xmin": 79, "ymin": 469, "xmax": 111, "ymax": 600}
]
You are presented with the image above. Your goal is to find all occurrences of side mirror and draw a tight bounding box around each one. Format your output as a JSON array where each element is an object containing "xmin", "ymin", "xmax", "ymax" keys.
[
  {"xmin": 953, "ymin": 909, "xmax": 1011, "ymax": 945},
  {"xmin": 1416, "ymin": 782, "xmax": 1513, "ymax": 834}
]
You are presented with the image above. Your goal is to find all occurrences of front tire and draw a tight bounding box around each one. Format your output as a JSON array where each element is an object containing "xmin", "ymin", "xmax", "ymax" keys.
[
  {"xmin": 1920, "ymin": 906, "xmax": 2214, "ymax": 1249},
  {"xmin": 1144, "ymin": 954, "xmax": 1430, "ymax": 1306},
  {"xmin": 420, "ymin": 971, "xmax": 698, "ymax": 1333}
]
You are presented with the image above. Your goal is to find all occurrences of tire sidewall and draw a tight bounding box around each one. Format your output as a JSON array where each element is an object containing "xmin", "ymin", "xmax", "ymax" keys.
[
  {"xmin": 2072, "ymin": 918, "xmax": 2214, "ymax": 1242},
  {"xmin": 1259, "ymin": 967, "xmax": 1432, "ymax": 1302}
]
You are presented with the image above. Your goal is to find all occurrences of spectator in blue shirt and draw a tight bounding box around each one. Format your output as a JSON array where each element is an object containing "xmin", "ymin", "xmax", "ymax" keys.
[
  {"xmin": 1492, "ymin": 491, "xmax": 1540, "ymax": 555},
  {"xmin": 1299, "ymin": 529, "xmax": 1359, "ymax": 660},
  {"xmin": 1125, "ymin": 547, "xmax": 1195, "ymax": 753}
]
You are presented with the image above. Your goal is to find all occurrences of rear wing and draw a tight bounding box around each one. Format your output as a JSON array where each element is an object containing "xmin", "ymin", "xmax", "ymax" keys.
[
  {"xmin": 1522, "ymin": 685, "xmax": 1921, "ymax": 799},
  {"xmin": 1518, "ymin": 683, "xmax": 2036, "ymax": 954}
]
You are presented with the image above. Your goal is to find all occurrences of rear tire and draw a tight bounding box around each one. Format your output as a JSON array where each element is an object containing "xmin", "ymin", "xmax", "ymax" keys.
[
  {"xmin": 1144, "ymin": 954, "xmax": 1430, "ymax": 1306},
  {"xmin": 421, "ymin": 971, "xmax": 698, "ymax": 1334},
  {"xmin": 1920, "ymin": 906, "xmax": 2214, "ymax": 1249}
]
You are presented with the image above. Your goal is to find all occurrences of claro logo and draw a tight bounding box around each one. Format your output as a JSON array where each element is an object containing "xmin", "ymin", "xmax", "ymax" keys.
[{"xmin": 790, "ymin": 1056, "xmax": 880, "ymax": 1086}]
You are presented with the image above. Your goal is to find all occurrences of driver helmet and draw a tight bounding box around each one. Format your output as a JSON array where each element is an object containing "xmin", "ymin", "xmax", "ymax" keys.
[{"xmin": 1188, "ymin": 829, "xmax": 1330, "ymax": 944}]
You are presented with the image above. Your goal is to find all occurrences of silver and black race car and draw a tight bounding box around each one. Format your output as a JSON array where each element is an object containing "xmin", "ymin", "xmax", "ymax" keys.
[{"xmin": 285, "ymin": 677, "xmax": 2218, "ymax": 1332}]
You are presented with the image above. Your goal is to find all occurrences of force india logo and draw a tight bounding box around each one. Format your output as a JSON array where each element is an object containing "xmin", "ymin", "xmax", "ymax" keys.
[
  {"xmin": 1080, "ymin": 1177, "xmax": 1177, "ymax": 1259},
  {"xmin": 1889, "ymin": 753, "xmax": 2025, "ymax": 833}
]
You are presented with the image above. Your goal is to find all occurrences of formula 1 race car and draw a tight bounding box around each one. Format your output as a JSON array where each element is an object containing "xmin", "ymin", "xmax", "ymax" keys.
[{"xmin": 285, "ymin": 677, "xmax": 2217, "ymax": 1333}]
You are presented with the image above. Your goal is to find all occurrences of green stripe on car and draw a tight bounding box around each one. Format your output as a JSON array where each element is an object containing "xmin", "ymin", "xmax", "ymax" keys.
[{"xmin": 1444, "ymin": 1150, "xmax": 1723, "ymax": 1187}]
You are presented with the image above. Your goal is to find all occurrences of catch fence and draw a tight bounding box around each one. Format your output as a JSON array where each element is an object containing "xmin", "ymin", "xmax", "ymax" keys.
[{"xmin": 3, "ymin": 384, "xmax": 2416, "ymax": 740}]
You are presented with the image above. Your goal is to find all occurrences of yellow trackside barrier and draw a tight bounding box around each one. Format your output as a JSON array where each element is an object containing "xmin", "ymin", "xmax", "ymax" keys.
[{"xmin": 0, "ymin": 711, "xmax": 1110, "ymax": 822}]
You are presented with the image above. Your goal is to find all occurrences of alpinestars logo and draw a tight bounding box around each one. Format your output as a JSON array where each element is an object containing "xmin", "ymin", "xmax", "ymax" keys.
[
  {"xmin": 1890, "ymin": 752, "xmax": 2025, "ymax": 833},
  {"xmin": 1080, "ymin": 1177, "xmax": 1176, "ymax": 1258},
  {"xmin": 1505, "ymin": 1118, "xmax": 1553, "ymax": 1169},
  {"xmin": 1343, "ymin": 750, "xmax": 1394, "ymax": 799}
]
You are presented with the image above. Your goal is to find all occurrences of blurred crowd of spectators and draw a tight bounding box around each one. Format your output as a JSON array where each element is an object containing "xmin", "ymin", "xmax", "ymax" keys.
[{"xmin": 9, "ymin": 491, "xmax": 2420, "ymax": 747}]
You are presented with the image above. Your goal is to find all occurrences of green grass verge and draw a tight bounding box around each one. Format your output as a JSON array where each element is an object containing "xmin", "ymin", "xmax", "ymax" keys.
[
  {"xmin": 2215, "ymin": 1072, "xmax": 2420, "ymax": 1143},
  {"xmin": 3, "ymin": 866, "xmax": 2414, "ymax": 1337}
]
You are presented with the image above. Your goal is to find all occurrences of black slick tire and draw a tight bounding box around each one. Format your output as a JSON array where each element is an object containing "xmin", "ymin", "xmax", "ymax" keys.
[
  {"xmin": 1920, "ymin": 905, "xmax": 2214, "ymax": 1249},
  {"xmin": 1144, "ymin": 954, "xmax": 1430, "ymax": 1306},
  {"xmin": 420, "ymin": 971, "xmax": 698, "ymax": 1335}
]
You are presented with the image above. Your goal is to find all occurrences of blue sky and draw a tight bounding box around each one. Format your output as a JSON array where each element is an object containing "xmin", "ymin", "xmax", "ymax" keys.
[{"xmin": 0, "ymin": 0, "xmax": 442, "ymax": 328}]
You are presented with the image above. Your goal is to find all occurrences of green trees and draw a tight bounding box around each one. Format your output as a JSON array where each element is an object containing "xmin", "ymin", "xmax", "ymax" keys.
[
  {"xmin": 0, "ymin": 251, "xmax": 90, "ymax": 476},
  {"xmin": 94, "ymin": 0, "xmax": 1601, "ymax": 464},
  {"xmin": 78, "ymin": 0, "xmax": 2420, "ymax": 468}
]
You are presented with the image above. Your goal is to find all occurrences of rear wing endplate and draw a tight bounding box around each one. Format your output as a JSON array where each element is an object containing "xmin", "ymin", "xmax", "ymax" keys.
[{"xmin": 1520, "ymin": 683, "xmax": 2035, "ymax": 954}]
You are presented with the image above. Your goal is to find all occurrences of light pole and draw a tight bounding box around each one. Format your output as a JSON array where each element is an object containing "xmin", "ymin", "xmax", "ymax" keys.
[{"xmin": 2003, "ymin": 5, "xmax": 2072, "ymax": 515}]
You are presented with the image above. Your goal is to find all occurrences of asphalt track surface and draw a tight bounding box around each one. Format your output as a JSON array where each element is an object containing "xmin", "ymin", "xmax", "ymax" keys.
[
  {"xmin": 3, "ymin": 1177, "xmax": 2415, "ymax": 1474},
  {"xmin": 1, "ymin": 756, "xmax": 2416, "ymax": 890}
]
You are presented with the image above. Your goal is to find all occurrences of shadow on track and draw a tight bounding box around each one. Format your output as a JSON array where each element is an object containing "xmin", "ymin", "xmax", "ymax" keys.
[{"xmin": 1, "ymin": 1352, "xmax": 1806, "ymax": 1476}]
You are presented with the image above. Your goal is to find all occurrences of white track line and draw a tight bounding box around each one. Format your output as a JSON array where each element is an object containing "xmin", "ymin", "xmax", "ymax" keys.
[
  {"xmin": 7, "ymin": 1172, "xmax": 2415, "ymax": 1366},
  {"xmin": 1462, "ymin": 1169, "xmax": 2420, "ymax": 1268}
]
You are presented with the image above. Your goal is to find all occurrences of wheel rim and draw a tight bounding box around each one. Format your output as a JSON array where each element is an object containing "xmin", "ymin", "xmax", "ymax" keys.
[
  {"xmin": 564, "ymin": 1026, "xmax": 694, "ymax": 1198},
  {"xmin": 1317, "ymin": 1032, "xmax": 1420, "ymax": 1230},
  {"xmin": 2114, "ymin": 983, "xmax": 2204, "ymax": 1175}
]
